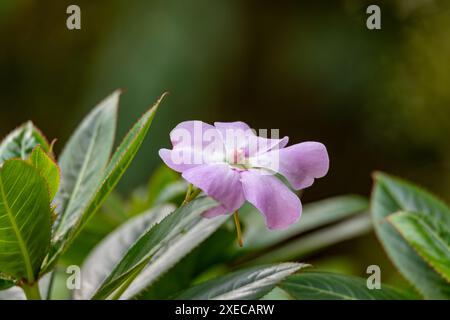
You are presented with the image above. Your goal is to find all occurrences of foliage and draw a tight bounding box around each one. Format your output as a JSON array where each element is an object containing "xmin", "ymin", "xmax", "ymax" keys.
[
  {"xmin": 372, "ymin": 172, "xmax": 450, "ymax": 299},
  {"xmin": 278, "ymin": 272, "xmax": 412, "ymax": 300},
  {"xmin": 0, "ymin": 91, "xmax": 449, "ymax": 300}
]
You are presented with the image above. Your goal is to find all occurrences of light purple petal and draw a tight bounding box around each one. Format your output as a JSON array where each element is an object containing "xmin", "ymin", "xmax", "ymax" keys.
[
  {"xmin": 202, "ymin": 205, "xmax": 229, "ymax": 218},
  {"xmin": 161, "ymin": 121, "xmax": 225, "ymax": 171},
  {"xmin": 247, "ymin": 135, "xmax": 289, "ymax": 156},
  {"xmin": 214, "ymin": 122, "xmax": 289, "ymax": 157},
  {"xmin": 214, "ymin": 121, "xmax": 252, "ymax": 135},
  {"xmin": 278, "ymin": 142, "xmax": 329, "ymax": 189},
  {"xmin": 159, "ymin": 148, "xmax": 200, "ymax": 173},
  {"xmin": 170, "ymin": 120, "xmax": 218, "ymax": 149},
  {"xmin": 241, "ymin": 170, "xmax": 301, "ymax": 229},
  {"xmin": 182, "ymin": 163, "xmax": 245, "ymax": 212},
  {"xmin": 214, "ymin": 121, "xmax": 254, "ymax": 152},
  {"xmin": 250, "ymin": 142, "xmax": 329, "ymax": 190}
]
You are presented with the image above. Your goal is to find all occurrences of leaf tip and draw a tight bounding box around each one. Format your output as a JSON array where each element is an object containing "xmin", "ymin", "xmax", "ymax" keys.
[
  {"xmin": 372, "ymin": 171, "xmax": 385, "ymax": 182},
  {"xmin": 153, "ymin": 91, "xmax": 170, "ymax": 109},
  {"xmin": 113, "ymin": 88, "xmax": 126, "ymax": 95}
]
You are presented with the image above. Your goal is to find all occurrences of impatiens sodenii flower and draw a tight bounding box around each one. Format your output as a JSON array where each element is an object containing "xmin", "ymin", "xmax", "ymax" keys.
[{"xmin": 159, "ymin": 121, "xmax": 329, "ymax": 230}]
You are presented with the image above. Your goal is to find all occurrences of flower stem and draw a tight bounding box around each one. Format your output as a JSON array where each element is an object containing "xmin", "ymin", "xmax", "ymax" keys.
[
  {"xmin": 181, "ymin": 183, "xmax": 193, "ymax": 206},
  {"xmin": 189, "ymin": 188, "xmax": 201, "ymax": 201},
  {"xmin": 233, "ymin": 211, "xmax": 244, "ymax": 247},
  {"xmin": 21, "ymin": 281, "xmax": 42, "ymax": 300},
  {"xmin": 181, "ymin": 184, "xmax": 201, "ymax": 206}
]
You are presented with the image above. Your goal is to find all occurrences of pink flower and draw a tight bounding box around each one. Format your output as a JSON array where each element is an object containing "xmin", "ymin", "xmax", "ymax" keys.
[{"xmin": 159, "ymin": 121, "xmax": 329, "ymax": 230}]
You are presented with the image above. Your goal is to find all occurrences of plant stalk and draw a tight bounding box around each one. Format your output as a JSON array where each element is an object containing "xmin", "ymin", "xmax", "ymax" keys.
[
  {"xmin": 22, "ymin": 281, "xmax": 42, "ymax": 300},
  {"xmin": 181, "ymin": 184, "xmax": 202, "ymax": 206},
  {"xmin": 233, "ymin": 210, "xmax": 244, "ymax": 247},
  {"xmin": 181, "ymin": 183, "xmax": 193, "ymax": 206}
]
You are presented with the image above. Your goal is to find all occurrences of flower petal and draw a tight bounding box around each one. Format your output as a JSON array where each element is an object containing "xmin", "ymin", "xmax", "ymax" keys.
[
  {"xmin": 214, "ymin": 122, "xmax": 289, "ymax": 157},
  {"xmin": 241, "ymin": 170, "xmax": 301, "ymax": 229},
  {"xmin": 202, "ymin": 204, "xmax": 229, "ymax": 218},
  {"xmin": 161, "ymin": 121, "xmax": 225, "ymax": 171},
  {"xmin": 214, "ymin": 121, "xmax": 252, "ymax": 135},
  {"xmin": 250, "ymin": 142, "xmax": 329, "ymax": 190},
  {"xmin": 214, "ymin": 121, "xmax": 254, "ymax": 152},
  {"xmin": 159, "ymin": 148, "xmax": 200, "ymax": 173},
  {"xmin": 182, "ymin": 163, "xmax": 245, "ymax": 212},
  {"xmin": 278, "ymin": 142, "xmax": 329, "ymax": 189},
  {"xmin": 247, "ymin": 135, "xmax": 289, "ymax": 156},
  {"xmin": 170, "ymin": 120, "xmax": 218, "ymax": 149}
]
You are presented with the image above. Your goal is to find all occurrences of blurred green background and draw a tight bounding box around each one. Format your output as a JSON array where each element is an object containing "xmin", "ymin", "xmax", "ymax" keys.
[{"xmin": 1, "ymin": 0, "xmax": 449, "ymax": 292}]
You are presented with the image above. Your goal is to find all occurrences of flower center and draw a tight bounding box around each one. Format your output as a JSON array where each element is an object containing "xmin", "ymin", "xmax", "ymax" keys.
[
  {"xmin": 232, "ymin": 149, "xmax": 244, "ymax": 164},
  {"xmin": 228, "ymin": 149, "xmax": 249, "ymax": 170}
]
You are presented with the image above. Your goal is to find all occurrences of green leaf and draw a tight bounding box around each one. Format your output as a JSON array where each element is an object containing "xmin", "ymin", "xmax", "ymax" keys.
[
  {"xmin": 243, "ymin": 195, "xmax": 369, "ymax": 250},
  {"xmin": 0, "ymin": 121, "xmax": 51, "ymax": 164},
  {"xmin": 75, "ymin": 93, "xmax": 165, "ymax": 232},
  {"xmin": 120, "ymin": 206, "xmax": 228, "ymax": 299},
  {"xmin": 175, "ymin": 263, "xmax": 305, "ymax": 300},
  {"xmin": 371, "ymin": 172, "xmax": 450, "ymax": 299},
  {"xmin": 0, "ymin": 279, "xmax": 14, "ymax": 291},
  {"xmin": 388, "ymin": 211, "xmax": 450, "ymax": 283},
  {"xmin": 28, "ymin": 146, "xmax": 60, "ymax": 200},
  {"xmin": 45, "ymin": 93, "xmax": 165, "ymax": 271},
  {"xmin": 245, "ymin": 214, "xmax": 372, "ymax": 265},
  {"xmin": 0, "ymin": 160, "xmax": 52, "ymax": 282},
  {"xmin": 53, "ymin": 91, "xmax": 120, "ymax": 242},
  {"xmin": 91, "ymin": 196, "xmax": 218, "ymax": 300},
  {"xmin": 59, "ymin": 192, "xmax": 129, "ymax": 266},
  {"xmin": 261, "ymin": 287, "xmax": 295, "ymax": 300},
  {"xmin": 279, "ymin": 272, "xmax": 412, "ymax": 300},
  {"xmin": 75, "ymin": 205, "xmax": 175, "ymax": 299},
  {"xmin": 134, "ymin": 226, "xmax": 236, "ymax": 299}
]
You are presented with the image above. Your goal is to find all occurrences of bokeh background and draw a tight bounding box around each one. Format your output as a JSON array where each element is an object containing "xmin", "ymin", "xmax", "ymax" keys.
[{"xmin": 1, "ymin": 0, "xmax": 449, "ymax": 291}]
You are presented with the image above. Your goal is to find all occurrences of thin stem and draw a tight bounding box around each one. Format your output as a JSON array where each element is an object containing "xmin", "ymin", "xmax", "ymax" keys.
[
  {"xmin": 233, "ymin": 211, "xmax": 244, "ymax": 247},
  {"xmin": 189, "ymin": 188, "xmax": 201, "ymax": 201},
  {"xmin": 22, "ymin": 281, "xmax": 42, "ymax": 300},
  {"xmin": 181, "ymin": 184, "xmax": 202, "ymax": 206},
  {"xmin": 181, "ymin": 183, "xmax": 193, "ymax": 206}
]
